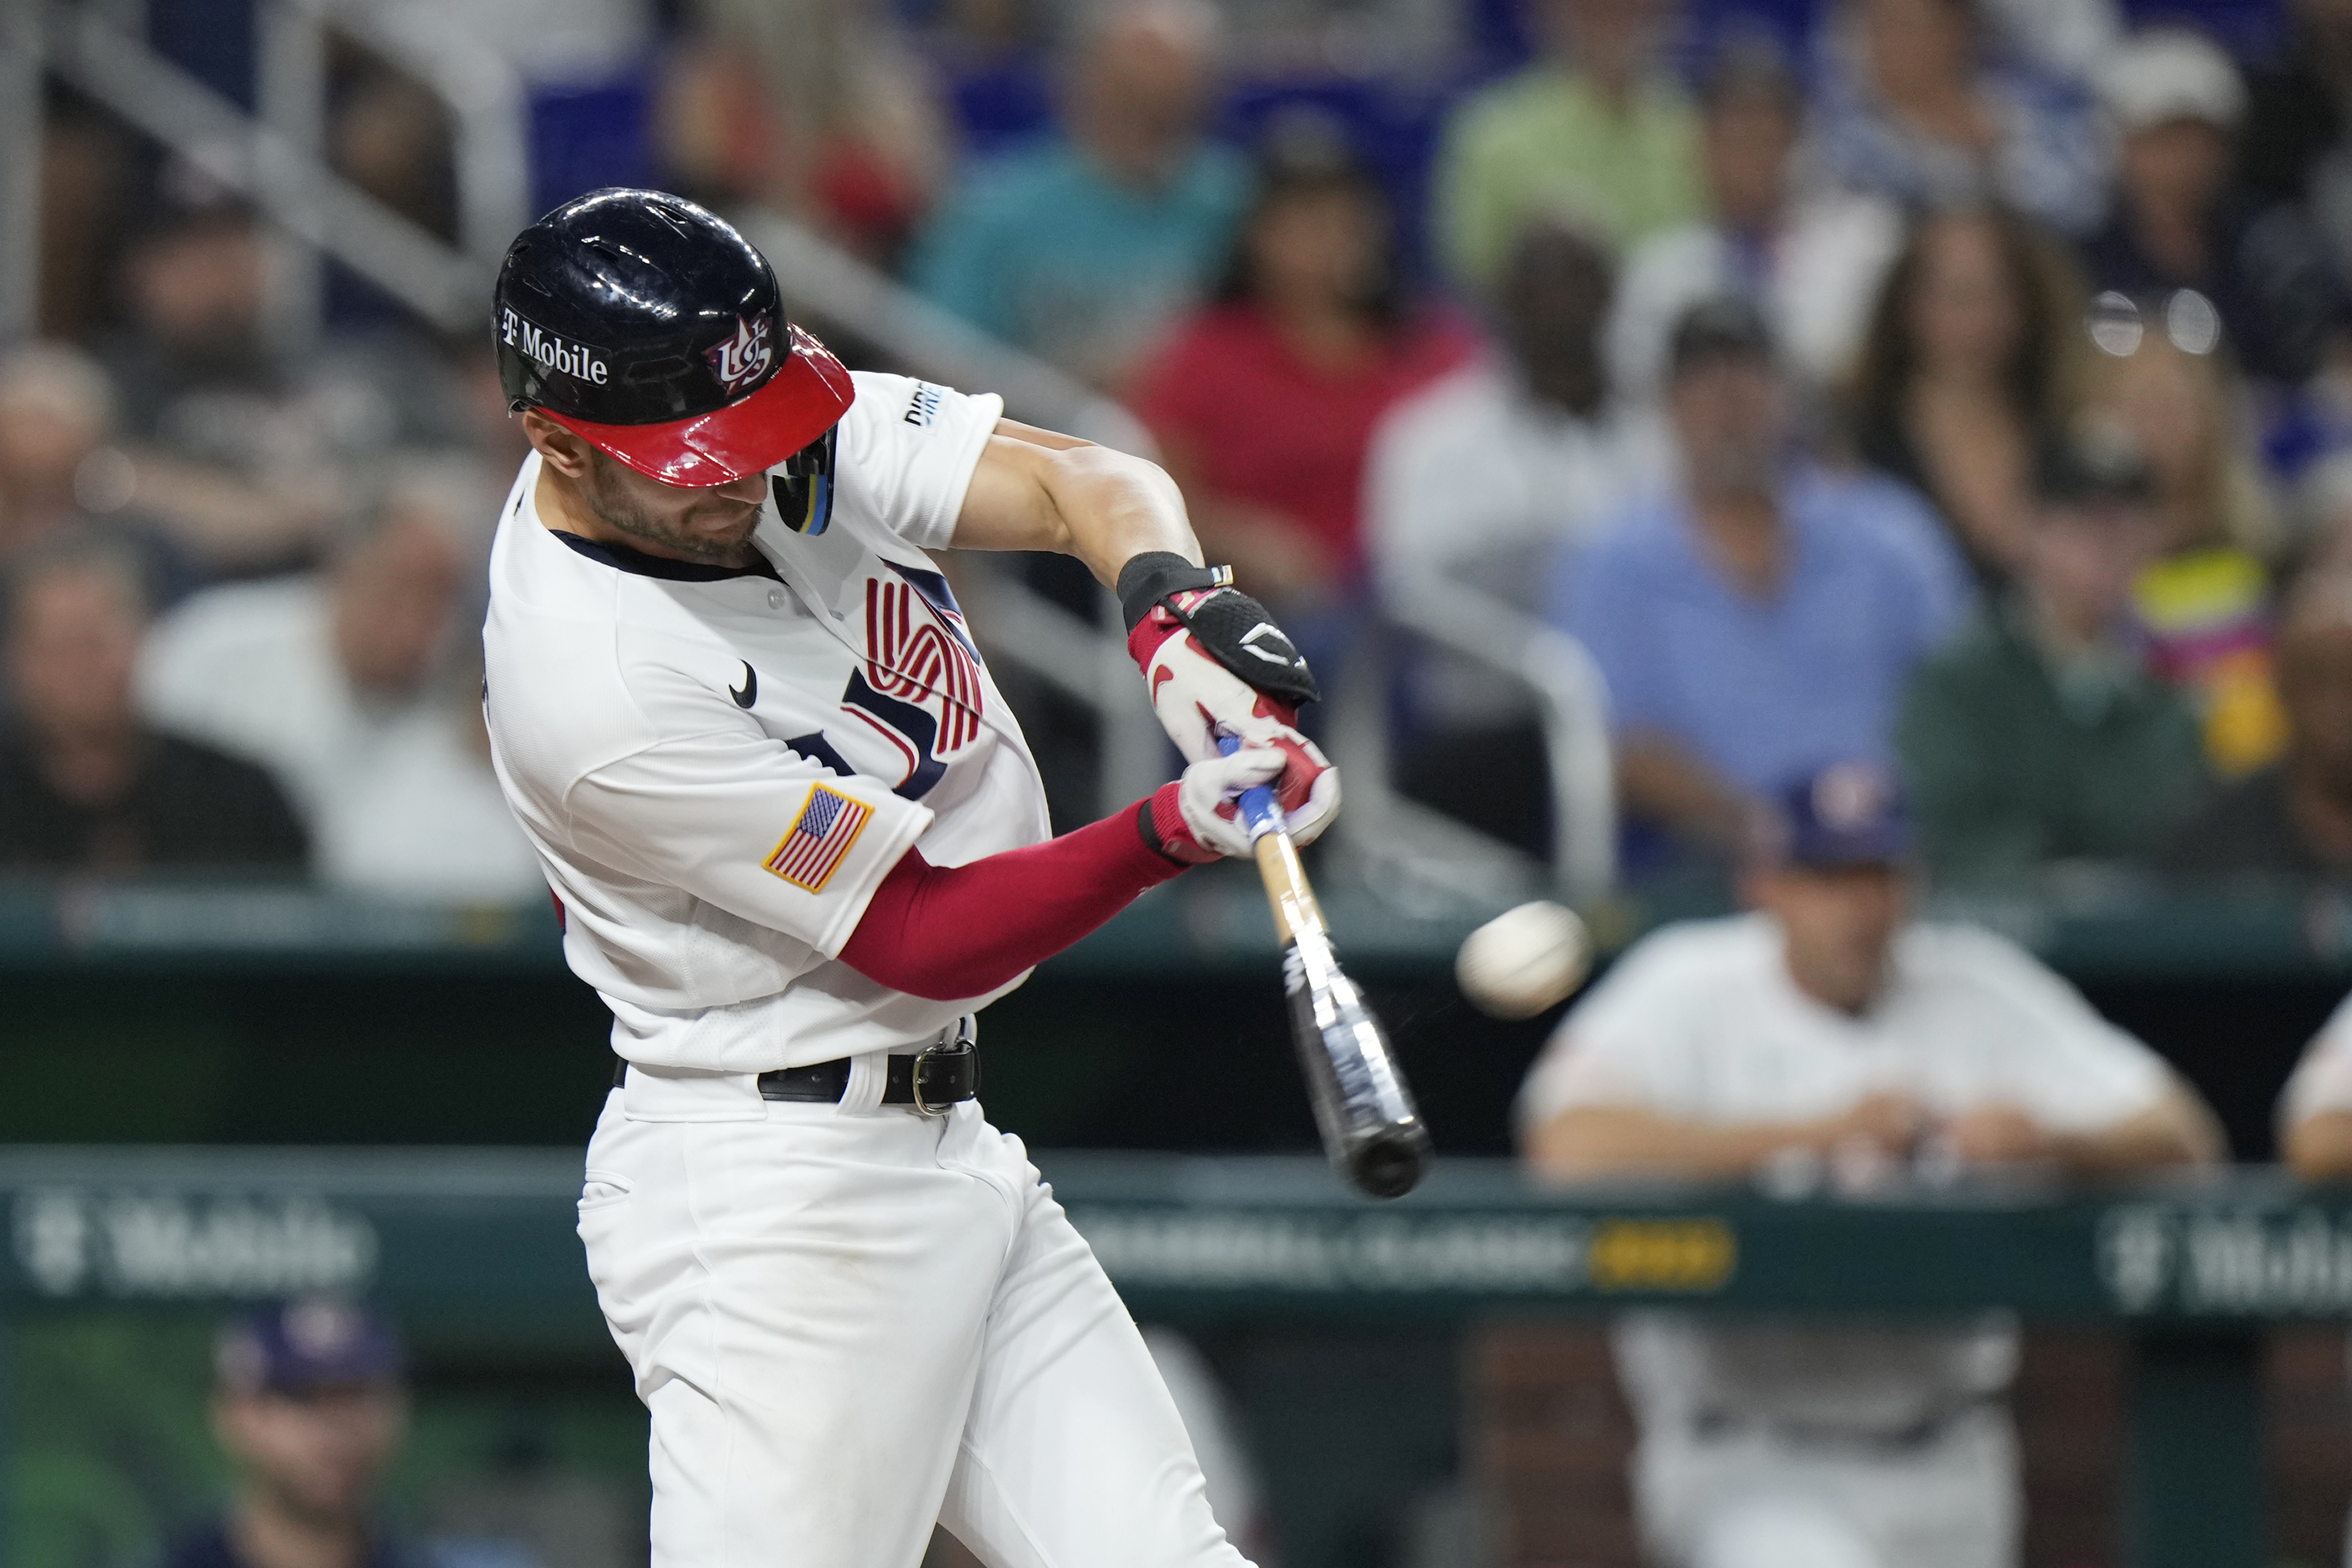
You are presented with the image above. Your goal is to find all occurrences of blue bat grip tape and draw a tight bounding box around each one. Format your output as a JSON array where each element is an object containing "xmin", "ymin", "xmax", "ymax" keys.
[{"xmin": 1216, "ymin": 735, "xmax": 1284, "ymax": 840}]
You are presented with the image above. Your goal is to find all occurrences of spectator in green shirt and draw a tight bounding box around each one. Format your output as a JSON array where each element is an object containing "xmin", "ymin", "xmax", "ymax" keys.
[
  {"xmin": 1434, "ymin": 0, "xmax": 1705, "ymax": 289},
  {"xmin": 1898, "ymin": 433, "xmax": 2209, "ymax": 885}
]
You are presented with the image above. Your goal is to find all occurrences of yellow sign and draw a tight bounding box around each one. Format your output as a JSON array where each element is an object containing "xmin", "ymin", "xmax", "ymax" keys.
[{"xmin": 1588, "ymin": 1218, "xmax": 1736, "ymax": 1293}]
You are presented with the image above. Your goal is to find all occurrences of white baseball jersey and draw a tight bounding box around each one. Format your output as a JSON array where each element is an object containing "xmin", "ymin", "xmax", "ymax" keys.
[
  {"xmin": 1523, "ymin": 914, "xmax": 2172, "ymax": 1568},
  {"xmin": 482, "ymin": 371, "xmax": 1051, "ymax": 1072},
  {"xmin": 2281, "ymin": 992, "xmax": 2352, "ymax": 1129},
  {"xmin": 1521, "ymin": 912, "xmax": 2168, "ymax": 1431}
]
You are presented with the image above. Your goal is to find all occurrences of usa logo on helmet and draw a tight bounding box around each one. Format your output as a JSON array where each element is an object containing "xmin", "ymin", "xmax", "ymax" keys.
[{"xmin": 705, "ymin": 314, "xmax": 774, "ymax": 396}]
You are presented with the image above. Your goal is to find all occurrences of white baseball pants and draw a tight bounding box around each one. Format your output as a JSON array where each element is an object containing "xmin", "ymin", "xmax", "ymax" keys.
[{"xmin": 578, "ymin": 1065, "xmax": 1253, "ymax": 1568}]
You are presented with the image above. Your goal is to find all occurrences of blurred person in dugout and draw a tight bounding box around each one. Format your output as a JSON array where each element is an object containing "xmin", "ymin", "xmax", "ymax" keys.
[
  {"xmin": 2080, "ymin": 295, "xmax": 2291, "ymax": 777},
  {"xmin": 1517, "ymin": 761, "xmax": 2221, "ymax": 1568},
  {"xmin": 162, "ymin": 1300, "xmax": 416, "ymax": 1568},
  {"xmin": 1606, "ymin": 38, "xmax": 1904, "ymax": 406},
  {"xmin": 1434, "ymin": 0, "xmax": 1704, "ymax": 291},
  {"xmin": 1805, "ymin": 0, "xmax": 2111, "ymax": 238},
  {"xmin": 1556, "ymin": 298, "xmax": 1967, "ymax": 876},
  {"xmin": 2166, "ymin": 568, "xmax": 2352, "ymax": 881},
  {"xmin": 1898, "ymin": 431, "xmax": 2209, "ymax": 885},
  {"xmin": 1365, "ymin": 217, "xmax": 1664, "ymax": 850},
  {"xmin": 1843, "ymin": 206, "xmax": 2088, "ymax": 589},
  {"xmin": 2086, "ymin": 28, "xmax": 2347, "ymax": 388},
  {"xmin": 910, "ymin": 0, "xmax": 1247, "ymax": 386},
  {"xmin": 0, "ymin": 538, "xmax": 305, "ymax": 873},
  {"xmin": 134, "ymin": 466, "xmax": 539, "ymax": 902},
  {"xmin": 1130, "ymin": 128, "xmax": 1475, "ymax": 681}
]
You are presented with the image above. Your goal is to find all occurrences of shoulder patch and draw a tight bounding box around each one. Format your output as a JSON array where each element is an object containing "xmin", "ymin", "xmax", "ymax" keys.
[{"xmin": 763, "ymin": 783, "xmax": 873, "ymax": 892}]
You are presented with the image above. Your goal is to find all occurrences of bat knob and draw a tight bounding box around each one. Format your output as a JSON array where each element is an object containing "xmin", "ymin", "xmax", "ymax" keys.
[{"xmin": 1347, "ymin": 1126, "xmax": 1432, "ymax": 1200}]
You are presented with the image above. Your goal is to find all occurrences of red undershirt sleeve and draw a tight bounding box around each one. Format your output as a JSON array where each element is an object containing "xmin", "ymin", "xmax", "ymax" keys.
[{"xmin": 837, "ymin": 798, "xmax": 1190, "ymax": 1000}]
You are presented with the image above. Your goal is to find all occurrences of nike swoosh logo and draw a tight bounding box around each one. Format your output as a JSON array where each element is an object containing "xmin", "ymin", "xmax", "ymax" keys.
[{"xmin": 730, "ymin": 662, "xmax": 758, "ymax": 709}]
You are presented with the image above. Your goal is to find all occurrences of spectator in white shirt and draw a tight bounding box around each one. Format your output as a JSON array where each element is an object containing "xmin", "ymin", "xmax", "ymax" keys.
[
  {"xmin": 1608, "ymin": 42, "xmax": 1904, "ymax": 406},
  {"xmin": 135, "ymin": 465, "xmax": 542, "ymax": 902},
  {"xmin": 1519, "ymin": 759, "xmax": 2219, "ymax": 1568},
  {"xmin": 1366, "ymin": 218, "xmax": 1665, "ymax": 849}
]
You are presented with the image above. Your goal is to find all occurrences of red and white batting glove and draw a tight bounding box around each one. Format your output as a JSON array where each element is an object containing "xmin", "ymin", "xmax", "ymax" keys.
[
  {"xmin": 1141, "ymin": 746, "xmax": 1289, "ymax": 863},
  {"xmin": 1119, "ymin": 554, "xmax": 1340, "ymax": 845}
]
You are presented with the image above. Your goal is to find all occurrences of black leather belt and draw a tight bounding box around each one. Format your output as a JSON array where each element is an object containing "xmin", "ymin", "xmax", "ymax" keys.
[{"xmin": 609, "ymin": 1024, "xmax": 979, "ymax": 1116}]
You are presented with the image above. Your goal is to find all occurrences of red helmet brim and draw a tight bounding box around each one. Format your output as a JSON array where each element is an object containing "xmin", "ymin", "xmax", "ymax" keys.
[{"xmin": 540, "ymin": 326, "xmax": 856, "ymax": 488}]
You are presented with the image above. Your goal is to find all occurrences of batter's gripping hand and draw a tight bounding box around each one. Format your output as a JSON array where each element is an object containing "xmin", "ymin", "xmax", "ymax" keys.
[
  {"xmin": 1118, "ymin": 553, "xmax": 1339, "ymax": 831},
  {"xmin": 1147, "ymin": 746, "xmax": 1325, "ymax": 862}
]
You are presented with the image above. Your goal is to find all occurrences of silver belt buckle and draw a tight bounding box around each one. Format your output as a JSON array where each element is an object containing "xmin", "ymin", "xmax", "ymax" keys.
[{"xmin": 910, "ymin": 1016, "xmax": 975, "ymax": 1118}]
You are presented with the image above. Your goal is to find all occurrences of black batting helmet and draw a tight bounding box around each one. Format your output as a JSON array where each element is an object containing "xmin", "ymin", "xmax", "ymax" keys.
[{"xmin": 493, "ymin": 189, "xmax": 854, "ymax": 497}]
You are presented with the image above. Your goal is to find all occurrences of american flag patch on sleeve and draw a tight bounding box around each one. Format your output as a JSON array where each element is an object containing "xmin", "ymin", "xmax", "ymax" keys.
[{"xmin": 763, "ymin": 784, "xmax": 873, "ymax": 892}]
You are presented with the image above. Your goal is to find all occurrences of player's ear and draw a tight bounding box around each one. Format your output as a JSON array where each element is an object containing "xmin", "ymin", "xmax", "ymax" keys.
[{"xmin": 520, "ymin": 410, "xmax": 597, "ymax": 479}]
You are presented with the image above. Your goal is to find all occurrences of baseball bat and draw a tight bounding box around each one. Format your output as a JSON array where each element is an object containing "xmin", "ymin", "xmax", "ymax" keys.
[{"xmin": 1220, "ymin": 737, "xmax": 1432, "ymax": 1199}]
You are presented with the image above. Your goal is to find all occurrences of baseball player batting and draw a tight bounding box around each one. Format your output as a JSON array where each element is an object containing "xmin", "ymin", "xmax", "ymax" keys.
[{"xmin": 480, "ymin": 189, "xmax": 1339, "ymax": 1567}]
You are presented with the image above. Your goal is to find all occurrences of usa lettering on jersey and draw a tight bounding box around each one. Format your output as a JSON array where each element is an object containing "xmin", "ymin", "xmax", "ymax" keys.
[{"xmin": 840, "ymin": 564, "xmax": 986, "ymax": 801}]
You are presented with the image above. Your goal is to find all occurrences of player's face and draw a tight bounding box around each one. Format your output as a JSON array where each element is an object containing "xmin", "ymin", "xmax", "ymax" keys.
[
  {"xmin": 1751, "ymin": 862, "xmax": 1908, "ymax": 1015},
  {"xmin": 213, "ymin": 1383, "xmax": 407, "ymax": 1527},
  {"xmin": 582, "ymin": 449, "xmax": 772, "ymax": 565}
]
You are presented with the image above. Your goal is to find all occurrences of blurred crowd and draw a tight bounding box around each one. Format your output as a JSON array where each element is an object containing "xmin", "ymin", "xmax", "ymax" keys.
[{"xmin": 22, "ymin": 0, "xmax": 2352, "ymax": 900}]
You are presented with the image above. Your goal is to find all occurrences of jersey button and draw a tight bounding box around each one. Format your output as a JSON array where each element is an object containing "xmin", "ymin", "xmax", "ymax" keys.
[{"xmin": 766, "ymin": 588, "xmax": 785, "ymax": 610}]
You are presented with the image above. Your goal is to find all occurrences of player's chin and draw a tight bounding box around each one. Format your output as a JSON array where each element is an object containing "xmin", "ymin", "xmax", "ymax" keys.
[{"xmin": 680, "ymin": 502, "xmax": 764, "ymax": 545}]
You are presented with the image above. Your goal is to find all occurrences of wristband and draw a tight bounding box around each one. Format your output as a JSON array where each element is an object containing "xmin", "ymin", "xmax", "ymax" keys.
[{"xmin": 1116, "ymin": 552, "xmax": 1231, "ymax": 633}]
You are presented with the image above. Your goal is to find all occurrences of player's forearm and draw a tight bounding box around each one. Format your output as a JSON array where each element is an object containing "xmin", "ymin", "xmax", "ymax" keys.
[
  {"xmin": 1524, "ymin": 1105, "xmax": 1825, "ymax": 1182},
  {"xmin": 1044, "ymin": 444, "xmax": 1201, "ymax": 586},
  {"xmin": 836, "ymin": 798, "xmax": 1190, "ymax": 1001},
  {"xmin": 2046, "ymin": 1087, "xmax": 2224, "ymax": 1175},
  {"xmin": 2286, "ymin": 1110, "xmax": 2352, "ymax": 1182}
]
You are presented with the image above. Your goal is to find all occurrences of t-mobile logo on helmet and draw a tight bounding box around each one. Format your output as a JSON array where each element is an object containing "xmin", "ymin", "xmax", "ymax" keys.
[
  {"xmin": 705, "ymin": 314, "xmax": 774, "ymax": 396},
  {"xmin": 499, "ymin": 307, "xmax": 609, "ymax": 384}
]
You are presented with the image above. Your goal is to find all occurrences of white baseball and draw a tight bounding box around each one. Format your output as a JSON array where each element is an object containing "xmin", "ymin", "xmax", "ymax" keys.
[{"xmin": 1455, "ymin": 901, "xmax": 1593, "ymax": 1020}]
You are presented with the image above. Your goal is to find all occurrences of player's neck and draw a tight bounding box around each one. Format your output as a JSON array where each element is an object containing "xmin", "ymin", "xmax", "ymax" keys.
[{"xmin": 228, "ymin": 1492, "xmax": 370, "ymax": 1568}]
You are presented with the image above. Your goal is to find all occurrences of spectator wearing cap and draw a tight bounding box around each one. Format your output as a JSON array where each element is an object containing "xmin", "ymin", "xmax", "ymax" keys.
[
  {"xmin": 908, "ymin": 0, "xmax": 1247, "ymax": 387},
  {"xmin": 135, "ymin": 471, "xmax": 541, "ymax": 902},
  {"xmin": 1607, "ymin": 41, "xmax": 1905, "ymax": 405},
  {"xmin": 161, "ymin": 1299, "xmax": 412, "ymax": 1568},
  {"xmin": 0, "ymin": 539, "xmax": 305, "ymax": 875},
  {"xmin": 2165, "ymin": 569, "xmax": 2352, "ymax": 882},
  {"xmin": 1518, "ymin": 760, "xmax": 2221, "ymax": 1568},
  {"xmin": 1555, "ymin": 299, "xmax": 1969, "ymax": 872},
  {"xmin": 2084, "ymin": 29, "xmax": 2346, "ymax": 385},
  {"xmin": 1897, "ymin": 433, "xmax": 2209, "ymax": 885},
  {"xmin": 1131, "ymin": 137, "xmax": 1476, "ymax": 639},
  {"xmin": 1432, "ymin": 0, "xmax": 1704, "ymax": 290}
]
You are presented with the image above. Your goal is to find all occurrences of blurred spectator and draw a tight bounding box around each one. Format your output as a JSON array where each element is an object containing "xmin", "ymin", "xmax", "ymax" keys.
[
  {"xmin": 1368, "ymin": 219, "xmax": 1664, "ymax": 850},
  {"xmin": 136, "ymin": 471, "xmax": 540, "ymax": 902},
  {"xmin": 910, "ymin": 0, "xmax": 1245, "ymax": 384},
  {"xmin": 95, "ymin": 200, "xmax": 346, "ymax": 570},
  {"xmin": 2085, "ymin": 317, "xmax": 2288, "ymax": 774},
  {"xmin": 2281, "ymin": 987, "xmax": 2352, "ymax": 1178},
  {"xmin": 1371, "ymin": 220, "xmax": 1662, "ymax": 599},
  {"xmin": 663, "ymin": 0, "xmax": 949, "ymax": 265},
  {"xmin": 0, "ymin": 540, "xmax": 304, "ymax": 875},
  {"xmin": 1433, "ymin": 0, "xmax": 1703, "ymax": 289},
  {"xmin": 0, "ymin": 342, "xmax": 198, "ymax": 607},
  {"xmin": 1976, "ymin": 0, "xmax": 2121, "ymax": 78},
  {"xmin": 2238, "ymin": 0, "xmax": 2352, "ymax": 280},
  {"xmin": 1608, "ymin": 42, "xmax": 1904, "ymax": 403},
  {"xmin": 2165, "ymin": 570, "xmax": 2352, "ymax": 881},
  {"xmin": 1809, "ymin": 0, "xmax": 2111, "ymax": 237},
  {"xmin": 1898, "ymin": 433, "xmax": 2207, "ymax": 885},
  {"xmin": 918, "ymin": 0, "xmax": 1057, "ymax": 158},
  {"xmin": 1518, "ymin": 761, "xmax": 2219, "ymax": 1568},
  {"xmin": 1133, "ymin": 136, "xmax": 1476, "ymax": 636},
  {"xmin": 162, "ymin": 1300, "xmax": 415, "ymax": 1568},
  {"xmin": 1559, "ymin": 300, "xmax": 1967, "ymax": 865},
  {"xmin": 2086, "ymin": 30, "xmax": 2345, "ymax": 386},
  {"xmin": 1847, "ymin": 208, "xmax": 2086, "ymax": 587}
]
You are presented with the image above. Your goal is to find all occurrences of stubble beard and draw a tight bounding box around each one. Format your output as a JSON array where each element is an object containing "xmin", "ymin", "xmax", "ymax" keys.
[{"xmin": 584, "ymin": 457, "xmax": 764, "ymax": 566}]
